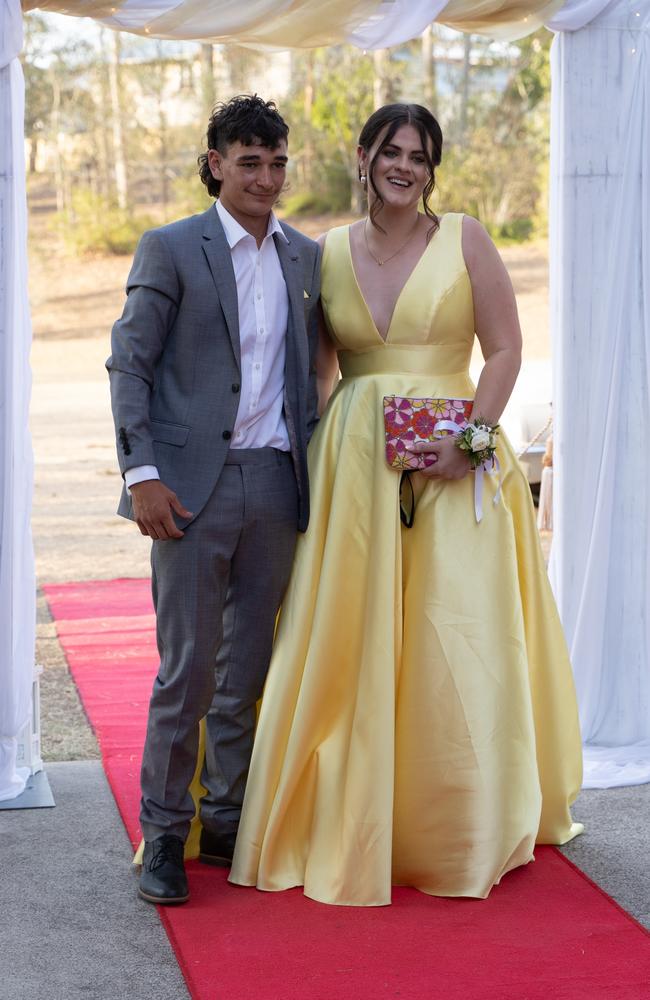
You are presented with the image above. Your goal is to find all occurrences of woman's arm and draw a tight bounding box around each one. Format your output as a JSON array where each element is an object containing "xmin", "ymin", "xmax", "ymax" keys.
[
  {"xmin": 462, "ymin": 214, "xmax": 522, "ymax": 424},
  {"xmin": 417, "ymin": 215, "xmax": 522, "ymax": 480},
  {"xmin": 315, "ymin": 233, "xmax": 340, "ymax": 415}
]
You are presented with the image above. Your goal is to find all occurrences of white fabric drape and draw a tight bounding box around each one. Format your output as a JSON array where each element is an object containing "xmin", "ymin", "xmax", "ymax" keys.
[
  {"xmin": 27, "ymin": 0, "xmax": 381, "ymax": 46},
  {"xmin": 21, "ymin": 0, "xmax": 569, "ymax": 44},
  {"xmin": 349, "ymin": 1, "xmax": 450, "ymax": 49},
  {"xmin": 0, "ymin": 0, "xmax": 35, "ymax": 801},
  {"xmin": 548, "ymin": 0, "xmax": 650, "ymax": 788}
]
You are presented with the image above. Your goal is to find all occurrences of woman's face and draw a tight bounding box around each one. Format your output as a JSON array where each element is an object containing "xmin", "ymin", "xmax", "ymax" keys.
[{"xmin": 359, "ymin": 123, "xmax": 432, "ymax": 213}]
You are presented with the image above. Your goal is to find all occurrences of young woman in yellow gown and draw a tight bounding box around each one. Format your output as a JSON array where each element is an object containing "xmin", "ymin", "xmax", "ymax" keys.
[{"xmin": 228, "ymin": 104, "xmax": 583, "ymax": 905}]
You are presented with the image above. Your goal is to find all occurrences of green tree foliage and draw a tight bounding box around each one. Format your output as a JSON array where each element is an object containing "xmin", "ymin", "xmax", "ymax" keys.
[
  {"xmin": 24, "ymin": 15, "xmax": 552, "ymax": 250},
  {"xmin": 22, "ymin": 15, "xmax": 95, "ymax": 178},
  {"xmin": 21, "ymin": 15, "xmax": 52, "ymax": 172},
  {"xmin": 54, "ymin": 190, "xmax": 155, "ymax": 255},
  {"xmin": 285, "ymin": 47, "xmax": 375, "ymax": 213},
  {"xmin": 440, "ymin": 29, "xmax": 551, "ymax": 240},
  {"xmin": 283, "ymin": 30, "xmax": 551, "ymax": 236}
]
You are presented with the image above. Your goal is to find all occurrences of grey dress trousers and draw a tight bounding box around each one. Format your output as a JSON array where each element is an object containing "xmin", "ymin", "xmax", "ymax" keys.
[{"xmin": 107, "ymin": 206, "xmax": 320, "ymax": 842}]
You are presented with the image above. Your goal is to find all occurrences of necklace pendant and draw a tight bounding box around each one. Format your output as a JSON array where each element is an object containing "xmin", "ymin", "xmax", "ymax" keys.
[{"xmin": 378, "ymin": 260, "xmax": 383, "ymax": 266}]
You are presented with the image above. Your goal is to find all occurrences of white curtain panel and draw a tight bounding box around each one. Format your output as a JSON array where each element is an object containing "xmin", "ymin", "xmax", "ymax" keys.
[
  {"xmin": 0, "ymin": 0, "xmax": 35, "ymax": 801},
  {"xmin": 0, "ymin": 0, "xmax": 22, "ymax": 65},
  {"xmin": 548, "ymin": 0, "xmax": 650, "ymax": 788}
]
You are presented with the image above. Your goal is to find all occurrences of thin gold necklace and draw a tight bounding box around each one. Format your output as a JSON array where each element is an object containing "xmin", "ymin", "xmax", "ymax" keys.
[{"xmin": 363, "ymin": 216, "xmax": 420, "ymax": 267}]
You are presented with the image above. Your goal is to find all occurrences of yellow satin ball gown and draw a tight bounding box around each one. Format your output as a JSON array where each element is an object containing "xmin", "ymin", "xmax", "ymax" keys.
[{"xmin": 229, "ymin": 214, "xmax": 583, "ymax": 905}]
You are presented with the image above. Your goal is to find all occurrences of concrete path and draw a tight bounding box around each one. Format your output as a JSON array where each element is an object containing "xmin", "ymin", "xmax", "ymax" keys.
[
  {"xmin": 0, "ymin": 762, "xmax": 189, "ymax": 1000},
  {"xmin": 562, "ymin": 784, "xmax": 650, "ymax": 930}
]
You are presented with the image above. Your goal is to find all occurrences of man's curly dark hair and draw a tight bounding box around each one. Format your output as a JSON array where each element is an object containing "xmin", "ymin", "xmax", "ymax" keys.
[{"xmin": 198, "ymin": 95, "xmax": 289, "ymax": 198}]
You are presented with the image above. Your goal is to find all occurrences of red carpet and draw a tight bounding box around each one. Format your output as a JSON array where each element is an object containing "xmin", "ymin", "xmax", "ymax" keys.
[{"xmin": 44, "ymin": 577, "xmax": 650, "ymax": 1000}]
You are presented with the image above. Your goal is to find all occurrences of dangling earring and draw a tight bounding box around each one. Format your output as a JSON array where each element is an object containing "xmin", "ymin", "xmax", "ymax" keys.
[{"xmin": 360, "ymin": 174, "xmax": 367, "ymax": 185}]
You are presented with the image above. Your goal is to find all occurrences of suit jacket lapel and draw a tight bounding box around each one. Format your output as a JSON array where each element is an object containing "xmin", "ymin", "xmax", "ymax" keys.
[
  {"xmin": 201, "ymin": 206, "xmax": 241, "ymax": 372},
  {"xmin": 275, "ymin": 230, "xmax": 309, "ymax": 385}
]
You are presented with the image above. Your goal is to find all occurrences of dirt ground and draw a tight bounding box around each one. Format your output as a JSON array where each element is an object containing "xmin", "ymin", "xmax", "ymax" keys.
[{"xmin": 28, "ymin": 209, "xmax": 552, "ymax": 759}]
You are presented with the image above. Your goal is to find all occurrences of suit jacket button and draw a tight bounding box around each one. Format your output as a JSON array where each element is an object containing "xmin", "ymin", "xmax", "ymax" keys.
[
  {"xmin": 222, "ymin": 430, "xmax": 232, "ymax": 440},
  {"xmin": 231, "ymin": 383, "xmax": 240, "ymax": 393}
]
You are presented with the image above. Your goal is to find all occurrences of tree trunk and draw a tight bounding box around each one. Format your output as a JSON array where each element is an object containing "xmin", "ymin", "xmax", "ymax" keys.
[
  {"xmin": 29, "ymin": 136, "xmax": 38, "ymax": 174},
  {"xmin": 98, "ymin": 30, "xmax": 113, "ymax": 202},
  {"xmin": 107, "ymin": 30, "xmax": 128, "ymax": 210},
  {"xmin": 349, "ymin": 158, "xmax": 365, "ymax": 214},
  {"xmin": 225, "ymin": 44, "xmax": 247, "ymax": 95},
  {"xmin": 50, "ymin": 74, "xmax": 65, "ymax": 213},
  {"xmin": 373, "ymin": 49, "xmax": 390, "ymax": 109},
  {"xmin": 159, "ymin": 114, "xmax": 169, "ymax": 212},
  {"xmin": 200, "ymin": 43, "xmax": 215, "ymax": 120},
  {"xmin": 460, "ymin": 34, "xmax": 472, "ymax": 146},
  {"xmin": 303, "ymin": 51, "xmax": 315, "ymax": 190},
  {"xmin": 421, "ymin": 24, "xmax": 437, "ymax": 113}
]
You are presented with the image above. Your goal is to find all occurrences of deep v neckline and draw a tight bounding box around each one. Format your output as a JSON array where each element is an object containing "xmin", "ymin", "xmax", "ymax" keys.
[{"xmin": 346, "ymin": 219, "xmax": 442, "ymax": 344}]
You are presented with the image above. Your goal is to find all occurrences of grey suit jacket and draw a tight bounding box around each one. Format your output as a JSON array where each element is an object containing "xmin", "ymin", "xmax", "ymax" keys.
[{"xmin": 107, "ymin": 205, "xmax": 321, "ymax": 532}]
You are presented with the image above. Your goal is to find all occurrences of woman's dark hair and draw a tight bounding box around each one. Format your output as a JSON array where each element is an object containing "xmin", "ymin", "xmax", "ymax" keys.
[
  {"xmin": 358, "ymin": 103, "xmax": 443, "ymax": 233},
  {"xmin": 198, "ymin": 95, "xmax": 289, "ymax": 197}
]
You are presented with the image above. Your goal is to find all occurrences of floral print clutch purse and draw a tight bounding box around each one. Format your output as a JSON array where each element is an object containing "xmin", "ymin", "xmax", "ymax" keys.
[{"xmin": 383, "ymin": 395, "xmax": 473, "ymax": 471}]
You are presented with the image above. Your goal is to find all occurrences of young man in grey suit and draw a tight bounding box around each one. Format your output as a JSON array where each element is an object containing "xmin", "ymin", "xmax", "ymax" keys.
[{"xmin": 107, "ymin": 95, "xmax": 320, "ymax": 905}]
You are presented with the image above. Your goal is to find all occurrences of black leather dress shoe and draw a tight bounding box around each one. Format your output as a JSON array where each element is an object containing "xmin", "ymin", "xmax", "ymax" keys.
[
  {"xmin": 139, "ymin": 834, "xmax": 189, "ymax": 905},
  {"xmin": 199, "ymin": 828, "xmax": 237, "ymax": 867}
]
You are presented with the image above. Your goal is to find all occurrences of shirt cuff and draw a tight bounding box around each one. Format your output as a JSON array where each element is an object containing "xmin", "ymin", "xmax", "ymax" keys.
[{"xmin": 124, "ymin": 465, "xmax": 160, "ymax": 492}]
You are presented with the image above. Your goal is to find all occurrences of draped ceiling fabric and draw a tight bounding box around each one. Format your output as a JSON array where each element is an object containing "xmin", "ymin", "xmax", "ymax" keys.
[
  {"xmin": 548, "ymin": 0, "xmax": 650, "ymax": 788},
  {"xmin": 24, "ymin": 0, "xmax": 565, "ymax": 46},
  {"xmin": 1, "ymin": 0, "xmax": 646, "ymax": 796},
  {"xmin": 0, "ymin": 0, "xmax": 35, "ymax": 801}
]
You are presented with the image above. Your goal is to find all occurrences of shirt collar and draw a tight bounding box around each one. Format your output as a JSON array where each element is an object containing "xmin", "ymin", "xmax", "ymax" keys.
[{"xmin": 215, "ymin": 200, "xmax": 288, "ymax": 249}]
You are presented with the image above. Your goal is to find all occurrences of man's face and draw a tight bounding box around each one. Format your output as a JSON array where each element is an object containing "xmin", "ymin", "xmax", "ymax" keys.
[{"xmin": 208, "ymin": 139, "xmax": 288, "ymax": 224}]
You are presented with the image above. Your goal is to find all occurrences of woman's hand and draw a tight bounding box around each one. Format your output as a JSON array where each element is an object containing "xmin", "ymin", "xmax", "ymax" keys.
[{"xmin": 408, "ymin": 435, "xmax": 471, "ymax": 480}]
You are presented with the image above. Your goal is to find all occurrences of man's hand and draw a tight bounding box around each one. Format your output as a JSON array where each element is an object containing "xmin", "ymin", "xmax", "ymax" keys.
[
  {"xmin": 408, "ymin": 435, "xmax": 471, "ymax": 481},
  {"xmin": 130, "ymin": 480, "xmax": 193, "ymax": 539}
]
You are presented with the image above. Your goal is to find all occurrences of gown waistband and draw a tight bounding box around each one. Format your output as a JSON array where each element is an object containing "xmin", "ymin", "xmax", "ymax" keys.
[{"xmin": 338, "ymin": 344, "xmax": 472, "ymax": 379}]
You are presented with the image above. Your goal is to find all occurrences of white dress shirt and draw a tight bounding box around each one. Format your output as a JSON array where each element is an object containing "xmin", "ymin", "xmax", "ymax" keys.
[{"xmin": 125, "ymin": 200, "xmax": 290, "ymax": 490}]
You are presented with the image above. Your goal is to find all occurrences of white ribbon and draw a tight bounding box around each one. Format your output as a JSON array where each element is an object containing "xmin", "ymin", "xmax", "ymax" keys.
[
  {"xmin": 430, "ymin": 419, "xmax": 502, "ymax": 524},
  {"xmin": 473, "ymin": 455, "xmax": 502, "ymax": 523}
]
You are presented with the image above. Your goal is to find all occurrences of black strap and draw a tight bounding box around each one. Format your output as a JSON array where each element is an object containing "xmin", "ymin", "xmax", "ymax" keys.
[{"xmin": 399, "ymin": 470, "xmax": 416, "ymax": 528}]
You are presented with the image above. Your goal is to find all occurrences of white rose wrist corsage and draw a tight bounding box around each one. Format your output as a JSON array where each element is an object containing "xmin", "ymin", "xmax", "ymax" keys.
[{"xmin": 455, "ymin": 418, "xmax": 499, "ymax": 469}]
